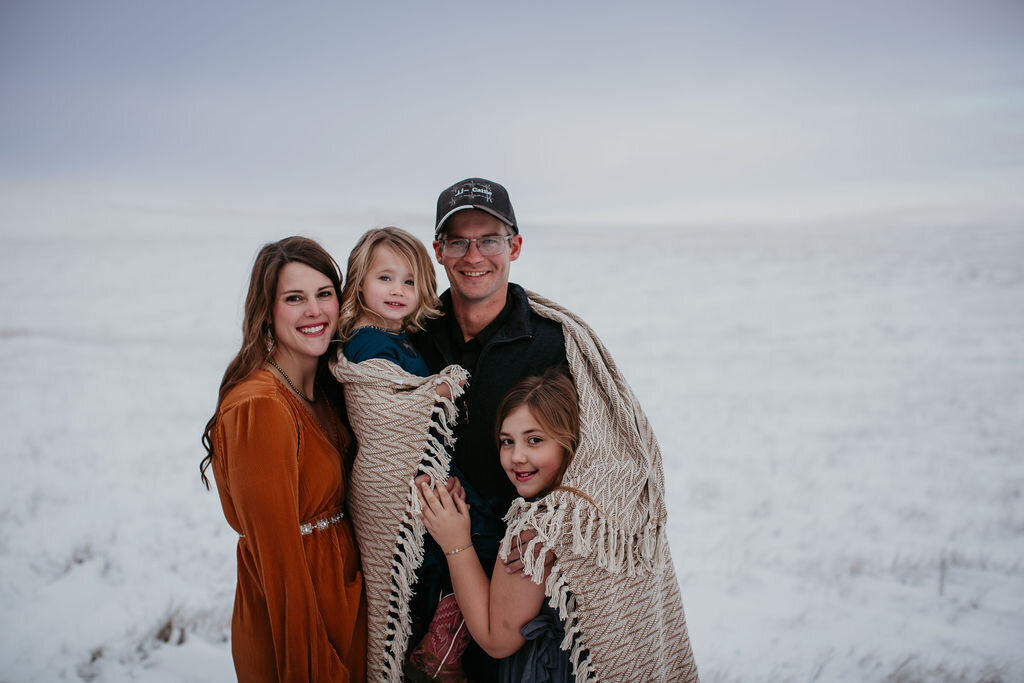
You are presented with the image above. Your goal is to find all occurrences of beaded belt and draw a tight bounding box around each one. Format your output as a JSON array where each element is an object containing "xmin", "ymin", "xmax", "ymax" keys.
[
  {"xmin": 239, "ymin": 511, "xmax": 345, "ymax": 539},
  {"xmin": 300, "ymin": 511, "xmax": 346, "ymax": 536}
]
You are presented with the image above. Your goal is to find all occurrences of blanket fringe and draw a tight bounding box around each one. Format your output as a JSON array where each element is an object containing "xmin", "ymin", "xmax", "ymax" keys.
[
  {"xmin": 501, "ymin": 494, "xmax": 669, "ymax": 579},
  {"xmin": 500, "ymin": 492, "xmax": 671, "ymax": 682},
  {"xmin": 545, "ymin": 565, "xmax": 597, "ymax": 681}
]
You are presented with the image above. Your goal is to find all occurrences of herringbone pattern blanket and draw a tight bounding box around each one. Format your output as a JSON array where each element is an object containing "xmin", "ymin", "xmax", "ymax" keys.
[
  {"xmin": 330, "ymin": 354, "xmax": 468, "ymax": 682},
  {"xmin": 502, "ymin": 293, "xmax": 699, "ymax": 681}
]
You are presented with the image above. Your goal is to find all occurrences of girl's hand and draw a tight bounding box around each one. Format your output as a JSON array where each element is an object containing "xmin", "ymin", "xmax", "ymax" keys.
[
  {"xmin": 434, "ymin": 374, "xmax": 467, "ymax": 401},
  {"xmin": 418, "ymin": 480, "xmax": 471, "ymax": 554},
  {"xmin": 413, "ymin": 473, "xmax": 465, "ymax": 502}
]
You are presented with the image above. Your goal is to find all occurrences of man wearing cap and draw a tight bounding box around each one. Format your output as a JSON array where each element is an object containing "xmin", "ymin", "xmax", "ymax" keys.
[{"xmin": 413, "ymin": 177, "xmax": 567, "ymax": 679}]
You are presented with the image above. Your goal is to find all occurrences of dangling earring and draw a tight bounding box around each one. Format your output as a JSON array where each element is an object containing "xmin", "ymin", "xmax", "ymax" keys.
[{"xmin": 265, "ymin": 325, "xmax": 276, "ymax": 353}]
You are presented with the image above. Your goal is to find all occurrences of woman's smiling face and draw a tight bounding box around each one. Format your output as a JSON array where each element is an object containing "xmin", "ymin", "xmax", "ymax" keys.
[{"xmin": 271, "ymin": 261, "xmax": 339, "ymax": 362}]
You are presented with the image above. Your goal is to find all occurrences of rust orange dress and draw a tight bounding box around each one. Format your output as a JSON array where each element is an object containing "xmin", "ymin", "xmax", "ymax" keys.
[{"xmin": 212, "ymin": 369, "xmax": 367, "ymax": 682}]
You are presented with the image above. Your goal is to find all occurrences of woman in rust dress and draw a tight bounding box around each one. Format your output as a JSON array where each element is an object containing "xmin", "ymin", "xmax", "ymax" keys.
[{"xmin": 201, "ymin": 236, "xmax": 367, "ymax": 682}]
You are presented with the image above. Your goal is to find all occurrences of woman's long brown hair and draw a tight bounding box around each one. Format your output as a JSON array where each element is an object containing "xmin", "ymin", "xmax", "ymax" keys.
[{"xmin": 199, "ymin": 236, "xmax": 344, "ymax": 489}]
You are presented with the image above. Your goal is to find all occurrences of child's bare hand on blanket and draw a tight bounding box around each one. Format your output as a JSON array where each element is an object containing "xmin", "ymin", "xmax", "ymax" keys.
[
  {"xmin": 418, "ymin": 480, "xmax": 472, "ymax": 554},
  {"xmin": 434, "ymin": 374, "xmax": 467, "ymax": 401},
  {"xmin": 502, "ymin": 530, "xmax": 556, "ymax": 575},
  {"xmin": 413, "ymin": 473, "xmax": 465, "ymax": 502}
]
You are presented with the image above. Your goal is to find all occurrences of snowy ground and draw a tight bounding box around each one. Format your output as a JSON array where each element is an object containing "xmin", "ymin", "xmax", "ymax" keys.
[{"xmin": 1, "ymin": 190, "xmax": 1022, "ymax": 682}]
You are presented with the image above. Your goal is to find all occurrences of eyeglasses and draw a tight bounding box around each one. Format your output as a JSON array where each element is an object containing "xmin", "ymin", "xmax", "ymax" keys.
[{"xmin": 440, "ymin": 234, "xmax": 514, "ymax": 257}]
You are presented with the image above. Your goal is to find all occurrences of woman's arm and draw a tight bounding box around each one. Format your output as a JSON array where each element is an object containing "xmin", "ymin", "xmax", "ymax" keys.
[{"xmin": 418, "ymin": 482, "xmax": 547, "ymax": 658}]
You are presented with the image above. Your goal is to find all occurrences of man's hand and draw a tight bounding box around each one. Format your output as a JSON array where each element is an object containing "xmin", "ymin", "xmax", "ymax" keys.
[{"xmin": 502, "ymin": 529, "xmax": 555, "ymax": 574}]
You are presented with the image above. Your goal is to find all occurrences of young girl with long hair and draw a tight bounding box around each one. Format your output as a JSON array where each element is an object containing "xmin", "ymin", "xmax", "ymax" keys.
[
  {"xmin": 417, "ymin": 292, "xmax": 701, "ymax": 681},
  {"xmin": 418, "ymin": 367, "xmax": 580, "ymax": 681},
  {"xmin": 200, "ymin": 236, "xmax": 366, "ymax": 682}
]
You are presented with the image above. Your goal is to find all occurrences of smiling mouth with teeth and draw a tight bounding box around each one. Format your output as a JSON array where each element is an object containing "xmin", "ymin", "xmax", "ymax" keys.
[
  {"xmin": 300, "ymin": 323, "xmax": 326, "ymax": 335},
  {"xmin": 515, "ymin": 470, "xmax": 537, "ymax": 481}
]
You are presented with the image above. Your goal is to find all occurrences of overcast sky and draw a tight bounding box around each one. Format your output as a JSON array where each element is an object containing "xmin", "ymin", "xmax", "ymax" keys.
[{"xmin": 2, "ymin": 1, "xmax": 1022, "ymax": 226}]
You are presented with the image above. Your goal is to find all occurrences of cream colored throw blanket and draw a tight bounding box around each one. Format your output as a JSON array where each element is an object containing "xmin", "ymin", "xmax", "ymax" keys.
[
  {"xmin": 331, "ymin": 292, "xmax": 698, "ymax": 682},
  {"xmin": 329, "ymin": 353, "xmax": 468, "ymax": 682},
  {"xmin": 503, "ymin": 293, "xmax": 699, "ymax": 681}
]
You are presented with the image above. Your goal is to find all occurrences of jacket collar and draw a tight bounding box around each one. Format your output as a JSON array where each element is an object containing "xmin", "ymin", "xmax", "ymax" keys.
[{"xmin": 432, "ymin": 283, "xmax": 533, "ymax": 354}]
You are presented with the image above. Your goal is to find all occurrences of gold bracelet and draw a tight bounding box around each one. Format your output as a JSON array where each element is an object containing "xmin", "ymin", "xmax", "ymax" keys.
[{"xmin": 446, "ymin": 543, "xmax": 472, "ymax": 556}]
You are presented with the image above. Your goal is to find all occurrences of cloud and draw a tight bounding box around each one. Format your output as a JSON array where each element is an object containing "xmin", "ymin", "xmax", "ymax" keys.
[{"xmin": 1, "ymin": 1, "xmax": 1021, "ymax": 223}]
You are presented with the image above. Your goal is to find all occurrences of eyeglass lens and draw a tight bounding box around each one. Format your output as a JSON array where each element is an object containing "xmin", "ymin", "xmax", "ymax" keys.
[{"xmin": 442, "ymin": 235, "xmax": 510, "ymax": 257}]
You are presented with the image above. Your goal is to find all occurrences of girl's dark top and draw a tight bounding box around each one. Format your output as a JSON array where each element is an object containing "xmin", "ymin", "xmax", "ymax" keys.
[
  {"xmin": 499, "ymin": 603, "xmax": 573, "ymax": 683},
  {"xmin": 343, "ymin": 327, "xmax": 430, "ymax": 376}
]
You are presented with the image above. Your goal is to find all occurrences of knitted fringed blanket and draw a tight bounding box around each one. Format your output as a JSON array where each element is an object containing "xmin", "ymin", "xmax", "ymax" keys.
[
  {"xmin": 329, "ymin": 353, "xmax": 469, "ymax": 682},
  {"xmin": 500, "ymin": 292, "xmax": 700, "ymax": 681}
]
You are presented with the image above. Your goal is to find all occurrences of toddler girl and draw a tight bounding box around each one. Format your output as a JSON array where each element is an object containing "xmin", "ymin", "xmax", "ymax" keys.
[
  {"xmin": 418, "ymin": 367, "xmax": 578, "ymax": 682},
  {"xmin": 339, "ymin": 227, "xmax": 442, "ymax": 381},
  {"xmin": 331, "ymin": 227, "xmax": 472, "ymax": 681}
]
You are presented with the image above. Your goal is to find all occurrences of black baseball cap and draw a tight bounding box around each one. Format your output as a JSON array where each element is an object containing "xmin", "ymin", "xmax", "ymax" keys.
[{"xmin": 435, "ymin": 177, "xmax": 518, "ymax": 237}]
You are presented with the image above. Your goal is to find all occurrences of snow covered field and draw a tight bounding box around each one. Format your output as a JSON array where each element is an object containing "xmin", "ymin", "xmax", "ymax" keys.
[{"xmin": 1, "ymin": 192, "xmax": 1022, "ymax": 682}]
